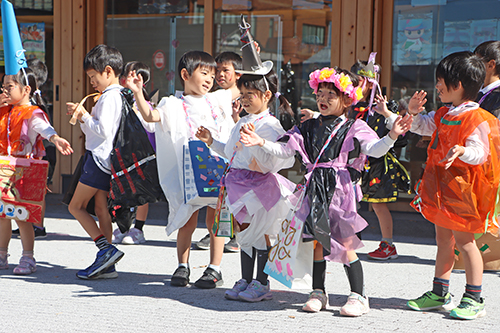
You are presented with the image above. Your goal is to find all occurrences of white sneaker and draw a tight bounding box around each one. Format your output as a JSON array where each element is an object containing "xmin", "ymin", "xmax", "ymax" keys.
[
  {"xmin": 112, "ymin": 228, "xmax": 127, "ymax": 244},
  {"xmin": 122, "ymin": 228, "xmax": 146, "ymax": 245},
  {"xmin": 340, "ymin": 292, "xmax": 370, "ymax": 317},
  {"xmin": 302, "ymin": 289, "xmax": 328, "ymax": 312}
]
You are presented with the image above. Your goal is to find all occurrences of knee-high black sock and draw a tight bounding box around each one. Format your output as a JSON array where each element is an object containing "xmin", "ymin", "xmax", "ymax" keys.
[
  {"xmin": 312, "ymin": 260, "xmax": 326, "ymax": 292},
  {"xmin": 344, "ymin": 259, "xmax": 364, "ymax": 297},
  {"xmin": 256, "ymin": 247, "xmax": 271, "ymax": 285},
  {"xmin": 241, "ymin": 247, "xmax": 256, "ymax": 284}
]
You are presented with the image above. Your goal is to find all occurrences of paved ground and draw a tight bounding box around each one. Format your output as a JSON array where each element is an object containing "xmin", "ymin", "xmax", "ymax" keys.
[{"xmin": 1, "ymin": 194, "xmax": 499, "ymax": 332}]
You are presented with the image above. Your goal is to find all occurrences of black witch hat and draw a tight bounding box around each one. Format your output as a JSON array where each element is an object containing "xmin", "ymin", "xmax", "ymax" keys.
[{"xmin": 236, "ymin": 15, "xmax": 273, "ymax": 75}]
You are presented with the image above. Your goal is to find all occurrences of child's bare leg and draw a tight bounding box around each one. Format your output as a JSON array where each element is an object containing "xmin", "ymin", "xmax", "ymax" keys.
[
  {"xmin": 0, "ymin": 218, "xmax": 12, "ymax": 250},
  {"xmin": 176, "ymin": 210, "xmax": 199, "ymax": 264},
  {"xmin": 136, "ymin": 203, "xmax": 149, "ymax": 221},
  {"xmin": 68, "ymin": 182, "xmax": 101, "ymax": 239},
  {"xmin": 17, "ymin": 221, "xmax": 35, "ymax": 253},
  {"xmin": 453, "ymin": 230, "xmax": 483, "ymax": 286},
  {"xmin": 94, "ymin": 189, "xmax": 112, "ymax": 242},
  {"xmin": 434, "ymin": 225, "xmax": 455, "ymax": 280},
  {"xmin": 372, "ymin": 202, "xmax": 393, "ymax": 240},
  {"xmin": 206, "ymin": 207, "xmax": 224, "ymax": 266}
]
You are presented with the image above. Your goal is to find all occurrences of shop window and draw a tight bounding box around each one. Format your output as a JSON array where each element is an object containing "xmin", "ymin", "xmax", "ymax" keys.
[{"xmin": 302, "ymin": 24, "xmax": 325, "ymax": 45}]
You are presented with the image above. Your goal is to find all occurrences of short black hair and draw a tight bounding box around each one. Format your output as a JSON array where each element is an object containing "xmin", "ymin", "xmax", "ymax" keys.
[
  {"xmin": 215, "ymin": 51, "xmax": 243, "ymax": 71},
  {"xmin": 177, "ymin": 51, "xmax": 216, "ymax": 86},
  {"xmin": 84, "ymin": 44, "xmax": 123, "ymax": 76},
  {"xmin": 474, "ymin": 40, "xmax": 500, "ymax": 77},
  {"xmin": 436, "ymin": 51, "xmax": 485, "ymax": 101},
  {"xmin": 27, "ymin": 58, "xmax": 48, "ymax": 88}
]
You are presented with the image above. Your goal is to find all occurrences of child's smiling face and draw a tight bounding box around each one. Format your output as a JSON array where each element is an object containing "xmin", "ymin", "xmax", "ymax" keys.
[
  {"xmin": 2, "ymin": 75, "xmax": 29, "ymax": 106},
  {"xmin": 316, "ymin": 84, "xmax": 347, "ymax": 117},
  {"xmin": 183, "ymin": 66, "xmax": 215, "ymax": 96}
]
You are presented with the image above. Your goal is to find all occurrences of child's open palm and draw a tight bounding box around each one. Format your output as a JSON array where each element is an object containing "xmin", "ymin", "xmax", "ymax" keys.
[
  {"xmin": 125, "ymin": 70, "xmax": 144, "ymax": 95},
  {"xmin": 439, "ymin": 145, "xmax": 465, "ymax": 170},
  {"xmin": 408, "ymin": 90, "xmax": 427, "ymax": 115},
  {"xmin": 389, "ymin": 114, "xmax": 413, "ymax": 139}
]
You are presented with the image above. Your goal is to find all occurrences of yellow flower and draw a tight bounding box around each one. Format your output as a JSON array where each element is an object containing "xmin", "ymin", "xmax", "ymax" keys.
[
  {"xmin": 319, "ymin": 69, "xmax": 334, "ymax": 81},
  {"xmin": 338, "ymin": 74, "xmax": 351, "ymax": 91},
  {"xmin": 355, "ymin": 87, "xmax": 363, "ymax": 101}
]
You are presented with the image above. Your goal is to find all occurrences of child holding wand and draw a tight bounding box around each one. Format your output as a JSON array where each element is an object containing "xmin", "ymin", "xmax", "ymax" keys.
[{"xmin": 240, "ymin": 67, "xmax": 412, "ymax": 315}]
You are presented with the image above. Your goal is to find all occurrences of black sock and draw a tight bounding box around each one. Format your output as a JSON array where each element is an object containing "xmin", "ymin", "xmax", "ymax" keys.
[
  {"xmin": 464, "ymin": 284, "xmax": 482, "ymax": 303},
  {"xmin": 134, "ymin": 220, "xmax": 146, "ymax": 231},
  {"xmin": 241, "ymin": 247, "xmax": 256, "ymax": 284},
  {"xmin": 312, "ymin": 260, "xmax": 326, "ymax": 292},
  {"xmin": 256, "ymin": 247, "xmax": 270, "ymax": 285},
  {"xmin": 344, "ymin": 259, "xmax": 364, "ymax": 297},
  {"xmin": 94, "ymin": 235, "xmax": 110, "ymax": 251},
  {"xmin": 432, "ymin": 277, "xmax": 450, "ymax": 297}
]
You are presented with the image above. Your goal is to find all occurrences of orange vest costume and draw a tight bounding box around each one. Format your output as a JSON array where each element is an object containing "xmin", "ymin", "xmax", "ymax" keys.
[
  {"xmin": 411, "ymin": 106, "xmax": 500, "ymax": 235},
  {"xmin": 0, "ymin": 105, "xmax": 47, "ymax": 158}
]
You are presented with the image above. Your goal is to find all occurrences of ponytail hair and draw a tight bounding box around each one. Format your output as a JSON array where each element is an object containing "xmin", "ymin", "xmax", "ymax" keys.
[
  {"xmin": 237, "ymin": 69, "xmax": 296, "ymax": 130},
  {"xmin": 122, "ymin": 61, "xmax": 151, "ymax": 101}
]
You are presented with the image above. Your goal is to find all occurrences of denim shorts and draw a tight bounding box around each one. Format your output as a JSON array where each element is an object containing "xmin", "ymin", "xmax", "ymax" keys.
[{"xmin": 79, "ymin": 150, "xmax": 111, "ymax": 192}]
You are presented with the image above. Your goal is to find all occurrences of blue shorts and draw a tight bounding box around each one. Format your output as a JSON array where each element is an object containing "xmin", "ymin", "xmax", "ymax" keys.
[{"xmin": 79, "ymin": 151, "xmax": 111, "ymax": 192}]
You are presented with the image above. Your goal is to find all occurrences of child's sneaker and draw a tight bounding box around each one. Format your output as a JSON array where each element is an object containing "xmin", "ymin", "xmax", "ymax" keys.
[
  {"xmin": 450, "ymin": 297, "xmax": 486, "ymax": 320},
  {"xmin": 13, "ymin": 256, "xmax": 37, "ymax": 275},
  {"xmin": 302, "ymin": 289, "xmax": 328, "ymax": 312},
  {"xmin": 122, "ymin": 228, "xmax": 146, "ymax": 245},
  {"xmin": 170, "ymin": 266, "xmax": 190, "ymax": 287},
  {"xmin": 224, "ymin": 237, "xmax": 240, "ymax": 253},
  {"xmin": 407, "ymin": 291, "xmax": 455, "ymax": 311},
  {"xmin": 0, "ymin": 254, "xmax": 8, "ymax": 270},
  {"xmin": 340, "ymin": 292, "xmax": 370, "ymax": 317},
  {"xmin": 194, "ymin": 267, "xmax": 223, "ymax": 289},
  {"xmin": 238, "ymin": 280, "xmax": 272, "ymax": 302},
  {"xmin": 76, "ymin": 245, "xmax": 124, "ymax": 279},
  {"xmin": 225, "ymin": 279, "xmax": 249, "ymax": 300},
  {"xmin": 95, "ymin": 265, "xmax": 119, "ymax": 279},
  {"xmin": 194, "ymin": 234, "xmax": 210, "ymax": 250},
  {"xmin": 367, "ymin": 241, "xmax": 398, "ymax": 260},
  {"xmin": 112, "ymin": 228, "xmax": 128, "ymax": 244}
]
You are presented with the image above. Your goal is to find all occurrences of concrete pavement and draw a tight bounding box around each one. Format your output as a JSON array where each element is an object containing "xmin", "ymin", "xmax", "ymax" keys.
[{"xmin": 1, "ymin": 194, "xmax": 499, "ymax": 332}]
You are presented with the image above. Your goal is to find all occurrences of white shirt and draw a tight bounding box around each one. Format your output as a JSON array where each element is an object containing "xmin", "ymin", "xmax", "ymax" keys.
[
  {"xmin": 15, "ymin": 106, "xmax": 57, "ymax": 156},
  {"xmin": 386, "ymin": 102, "xmax": 489, "ymax": 165},
  {"xmin": 80, "ymin": 84, "xmax": 123, "ymax": 174},
  {"xmin": 479, "ymin": 79, "xmax": 500, "ymax": 94}
]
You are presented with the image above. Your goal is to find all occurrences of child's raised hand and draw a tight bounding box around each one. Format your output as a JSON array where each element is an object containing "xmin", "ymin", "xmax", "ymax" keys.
[
  {"xmin": 240, "ymin": 124, "xmax": 264, "ymax": 147},
  {"xmin": 231, "ymin": 98, "xmax": 241, "ymax": 123},
  {"xmin": 125, "ymin": 70, "xmax": 144, "ymax": 95},
  {"xmin": 50, "ymin": 135, "xmax": 74, "ymax": 155},
  {"xmin": 408, "ymin": 90, "xmax": 427, "ymax": 115},
  {"xmin": 388, "ymin": 114, "xmax": 413, "ymax": 140},
  {"xmin": 195, "ymin": 126, "xmax": 213, "ymax": 146},
  {"xmin": 439, "ymin": 145, "xmax": 465, "ymax": 170},
  {"xmin": 0, "ymin": 93, "xmax": 9, "ymax": 107},
  {"xmin": 373, "ymin": 94, "xmax": 392, "ymax": 118},
  {"xmin": 300, "ymin": 108, "xmax": 315, "ymax": 122}
]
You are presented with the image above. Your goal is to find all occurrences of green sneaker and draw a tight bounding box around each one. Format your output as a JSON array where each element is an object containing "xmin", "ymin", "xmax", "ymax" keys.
[
  {"xmin": 450, "ymin": 297, "xmax": 486, "ymax": 320},
  {"xmin": 407, "ymin": 291, "xmax": 455, "ymax": 311}
]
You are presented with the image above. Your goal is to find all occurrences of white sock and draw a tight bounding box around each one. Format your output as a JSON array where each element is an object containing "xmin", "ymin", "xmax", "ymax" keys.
[
  {"xmin": 208, "ymin": 264, "xmax": 220, "ymax": 273},
  {"xmin": 179, "ymin": 263, "xmax": 189, "ymax": 269}
]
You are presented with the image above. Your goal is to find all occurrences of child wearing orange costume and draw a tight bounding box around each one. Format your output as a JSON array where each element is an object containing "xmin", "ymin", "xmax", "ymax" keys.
[{"xmin": 382, "ymin": 51, "xmax": 500, "ymax": 320}]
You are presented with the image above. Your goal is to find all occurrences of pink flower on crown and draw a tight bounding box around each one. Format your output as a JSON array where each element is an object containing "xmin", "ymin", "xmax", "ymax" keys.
[{"xmin": 308, "ymin": 67, "xmax": 363, "ymax": 104}]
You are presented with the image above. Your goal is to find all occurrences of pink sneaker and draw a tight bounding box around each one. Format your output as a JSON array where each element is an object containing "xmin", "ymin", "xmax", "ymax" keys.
[
  {"xmin": 13, "ymin": 256, "xmax": 37, "ymax": 275},
  {"xmin": 340, "ymin": 292, "xmax": 370, "ymax": 317},
  {"xmin": 302, "ymin": 289, "xmax": 328, "ymax": 312},
  {"xmin": 122, "ymin": 228, "xmax": 146, "ymax": 245},
  {"xmin": 112, "ymin": 228, "xmax": 128, "ymax": 244},
  {"xmin": 225, "ymin": 279, "xmax": 249, "ymax": 300}
]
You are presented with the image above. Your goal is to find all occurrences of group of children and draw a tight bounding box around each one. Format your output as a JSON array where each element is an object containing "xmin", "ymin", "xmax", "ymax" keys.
[{"xmin": 1, "ymin": 25, "xmax": 500, "ymax": 320}]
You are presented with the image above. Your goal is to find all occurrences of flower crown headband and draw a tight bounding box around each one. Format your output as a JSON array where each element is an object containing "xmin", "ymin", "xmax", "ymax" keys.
[{"xmin": 308, "ymin": 67, "xmax": 363, "ymax": 104}]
